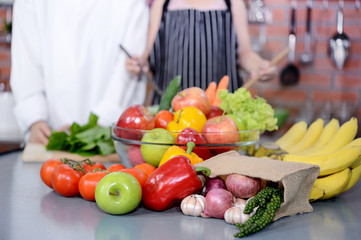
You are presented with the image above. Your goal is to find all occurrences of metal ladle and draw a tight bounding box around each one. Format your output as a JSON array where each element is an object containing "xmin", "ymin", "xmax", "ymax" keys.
[
  {"xmin": 328, "ymin": 0, "xmax": 351, "ymax": 70},
  {"xmin": 280, "ymin": 0, "xmax": 299, "ymax": 86},
  {"xmin": 299, "ymin": 0, "xmax": 314, "ymax": 65}
]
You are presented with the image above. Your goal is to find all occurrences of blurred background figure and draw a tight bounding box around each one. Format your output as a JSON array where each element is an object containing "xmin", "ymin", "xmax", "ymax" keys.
[
  {"xmin": 10, "ymin": 0, "xmax": 149, "ymax": 145},
  {"xmin": 126, "ymin": 0, "xmax": 277, "ymax": 104}
]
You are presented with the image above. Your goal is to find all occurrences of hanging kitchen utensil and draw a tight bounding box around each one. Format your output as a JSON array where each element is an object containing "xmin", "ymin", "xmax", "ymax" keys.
[
  {"xmin": 247, "ymin": 0, "xmax": 272, "ymax": 52},
  {"xmin": 299, "ymin": 0, "xmax": 314, "ymax": 65},
  {"xmin": 280, "ymin": 0, "xmax": 300, "ymax": 86},
  {"xmin": 356, "ymin": 0, "xmax": 360, "ymax": 10},
  {"xmin": 243, "ymin": 47, "xmax": 290, "ymax": 89},
  {"xmin": 328, "ymin": 0, "xmax": 351, "ymax": 70},
  {"xmin": 119, "ymin": 44, "xmax": 164, "ymax": 96}
]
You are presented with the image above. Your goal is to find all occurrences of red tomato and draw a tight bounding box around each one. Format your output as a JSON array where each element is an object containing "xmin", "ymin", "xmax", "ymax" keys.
[
  {"xmin": 154, "ymin": 110, "xmax": 174, "ymax": 129},
  {"xmin": 134, "ymin": 163, "xmax": 156, "ymax": 178},
  {"xmin": 51, "ymin": 164, "xmax": 85, "ymax": 197},
  {"xmin": 119, "ymin": 168, "xmax": 147, "ymax": 188},
  {"xmin": 40, "ymin": 159, "xmax": 63, "ymax": 188},
  {"xmin": 82, "ymin": 160, "xmax": 106, "ymax": 173},
  {"xmin": 78, "ymin": 171, "xmax": 108, "ymax": 201},
  {"xmin": 107, "ymin": 163, "xmax": 126, "ymax": 172}
]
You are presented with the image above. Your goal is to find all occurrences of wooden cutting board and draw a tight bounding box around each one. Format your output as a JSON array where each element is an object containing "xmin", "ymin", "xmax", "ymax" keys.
[{"xmin": 22, "ymin": 142, "xmax": 121, "ymax": 163}]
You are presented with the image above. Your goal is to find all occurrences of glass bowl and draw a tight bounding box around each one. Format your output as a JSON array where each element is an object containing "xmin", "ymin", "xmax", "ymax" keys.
[{"xmin": 111, "ymin": 125, "xmax": 260, "ymax": 168}]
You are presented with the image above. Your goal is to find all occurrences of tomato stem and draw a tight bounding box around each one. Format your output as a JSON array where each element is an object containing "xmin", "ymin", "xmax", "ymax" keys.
[
  {"xmin": 61, "ymin": 157, "xmax": 86, "ymax": 174},
  {"xmin": 81, "ymin": 158, "xmax": 95, "ymax": 166}
]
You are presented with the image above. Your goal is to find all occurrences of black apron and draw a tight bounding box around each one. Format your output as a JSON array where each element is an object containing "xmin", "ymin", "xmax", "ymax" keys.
[{"xmin": 149, "ymin": 0, "xmax": 242, "ymax": 104}]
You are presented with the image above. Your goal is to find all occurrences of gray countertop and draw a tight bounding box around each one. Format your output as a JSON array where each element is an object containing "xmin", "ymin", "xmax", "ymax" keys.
[{"xmin": 1, "ymin": 150, "xmax": 361, "ymax": 240}]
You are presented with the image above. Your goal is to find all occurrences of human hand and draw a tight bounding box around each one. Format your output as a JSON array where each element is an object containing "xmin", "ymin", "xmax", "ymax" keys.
[
  {"xmin": 250, "ymin": 59, "xmax": 278, "ymax": 82},
  {"xmin": 57, "ymin": 124, "xmax": 71, "ymax": 133},
  {"xmin": 125, "ymin": 56, "xmax": 149, "ymax": 77},
  {"xmin": 240, "ymin": 52, "xmax": 277, "ymax": 83},
  {"xmin": 29, "ymin": 121, "xmax": 52, "ymax": 145}
]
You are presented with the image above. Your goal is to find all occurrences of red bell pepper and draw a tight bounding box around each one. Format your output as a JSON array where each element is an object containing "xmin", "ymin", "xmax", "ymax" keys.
[
  {"xmin": 142, "ymin": 155, "xmax": 210, "ymax": 211},
  {"xmin": 176, "ymin": 127, "xmax": 213, "ymax": 160}
]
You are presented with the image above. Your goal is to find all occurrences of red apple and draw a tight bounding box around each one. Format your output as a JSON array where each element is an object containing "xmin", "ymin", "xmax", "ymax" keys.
[
  {"xmin": 115, "ymin": 105, "xmax": 155, "ymax": 140},
  {"xmin": 127, "ymin": 145, "xmax": 146, "ymax": 167},
  {"xmin": 207, "ymin": 106, "xmax": 224, "ymax": 119},
  {"xmin": 202, "ymin": 116, "xmax": 240, "ymax": 144},
  {"xmin": 172, "ymin": 87, "xmax": 211, "ymax": 116}
]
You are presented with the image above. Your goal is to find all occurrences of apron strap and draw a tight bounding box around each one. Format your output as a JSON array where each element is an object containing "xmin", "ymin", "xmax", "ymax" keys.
[
  {"xmin": 163, "ymin": 0, "xmax": 170, "ymax": 13},
  {"xmin": 225, "ymin": 0, "xmax": 231, "ymax": 11}
]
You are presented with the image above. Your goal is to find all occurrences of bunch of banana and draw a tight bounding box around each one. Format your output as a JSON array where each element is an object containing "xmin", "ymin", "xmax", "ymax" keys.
[{"xmin": 257, "ymin": 117, "xmax": 361, "ymax": 202}]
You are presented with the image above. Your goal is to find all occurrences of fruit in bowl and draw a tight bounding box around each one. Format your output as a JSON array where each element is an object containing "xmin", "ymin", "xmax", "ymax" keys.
[
  {"xmin": 140, "ymin": 128, "xmax": 176, "ymax": 167},
  {"xmin": 111, "ymin": 124, "xmax": 260, "ymax": 168},
  {"xmin": 172, "ymin": 87, "xmax": 211, "ymax": 116},
  {"xmin": 111, "ymin": 81, "xmax": 279, "ymax": 168},
  {"xmin": 202, "ymin": 116, "xmax": 240, "ymax": 144},
  {"xmin": 115, "ymin": 105, "xmax": 155, "ymax": 140}
]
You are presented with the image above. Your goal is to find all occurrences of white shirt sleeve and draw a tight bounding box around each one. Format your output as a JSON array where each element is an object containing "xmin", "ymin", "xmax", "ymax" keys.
[
  {"xmin": 93, "ymin": 0, "xmax": 150, "ymax": 127},
  {"xmin": 10, "ymin": 0, "xmax": 48, "ymax": 135}
]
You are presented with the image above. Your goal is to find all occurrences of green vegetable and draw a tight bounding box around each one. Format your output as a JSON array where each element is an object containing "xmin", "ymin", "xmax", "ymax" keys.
[
  {"xmin": 234, "ymin": 186, "xmax": 283, "ymax": 238},
  {"xmin": 158, "ymin": 75, "xmax": 181, "ymax": 111},
  {"xmin": 218, "ymin": 87, "xmax": 278, "ymax": 134},
  {"xmin": 46, "ymin": 113, "xmax": 115, "ymax": 156},
  {"xmin": 147, "ymin": 104, "xmax": 160, "ymax": 115}
]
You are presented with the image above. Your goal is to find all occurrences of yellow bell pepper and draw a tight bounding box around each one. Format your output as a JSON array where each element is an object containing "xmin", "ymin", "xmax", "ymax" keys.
[
  {"xmin": 158, "ymin": 142, "xmax": 203, "ymax": 166},
  {"xmin": 167, "ymin": 106, "xmax": 207, "ymax": 137}
]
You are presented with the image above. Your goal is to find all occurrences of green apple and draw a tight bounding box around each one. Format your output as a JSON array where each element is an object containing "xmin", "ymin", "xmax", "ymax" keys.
[
  {"xmin": 227, "ymin": 114, "xmax": 247, "ymax": 131},
  {"xmin": 95, "ymin": 172, "xmax": 142, "ymax": 215},
  {"xmin": 140, "ymin": 128, "xmax": 175, "ymax": 167}
]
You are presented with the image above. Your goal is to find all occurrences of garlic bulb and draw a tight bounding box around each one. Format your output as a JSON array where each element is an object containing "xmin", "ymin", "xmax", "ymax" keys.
[
  {"xmin": 224, "ymin": 207, "xmax": 250, "ymax": 225},
  {"xmin": 234, "ymin": 198, "xmax": 247, "ymax": 209},
  {"xmin": 180, "ymin": 194, "xmax": 206, "ymax": 217}
]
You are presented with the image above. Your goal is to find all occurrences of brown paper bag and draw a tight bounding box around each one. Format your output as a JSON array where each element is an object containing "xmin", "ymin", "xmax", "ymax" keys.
[{"xmin": 194, "ymin": 151, "xmax": 320, "ymax": 220}]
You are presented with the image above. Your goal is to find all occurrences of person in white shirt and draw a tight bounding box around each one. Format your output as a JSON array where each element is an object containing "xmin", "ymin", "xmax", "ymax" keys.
[{"xmin": 10, "ymin": 0, "xmax": 149, "ymax": 145}]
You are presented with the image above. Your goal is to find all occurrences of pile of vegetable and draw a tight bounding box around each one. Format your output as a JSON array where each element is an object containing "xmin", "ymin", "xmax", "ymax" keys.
[
  {"xmin": 115, "ymin": 75, "xmax": 278, "ymax": 169},
  {"xmin": 46, "ymin": 113, "xmax": 115, "ymax": 156},
  {"xmin": 39, "ymin": 75, "xmax": 283, "ymax": 238},
  {"xmin": 180, "ymin": 174, "xmax": 284, "ymax": 238},
  {"xmin": 40, "ymin": 157, "xmax": 155, "ymax": 201},
  {"xmin": 218, "ymin": 87, "xmax": 278, "ymax": 133}
]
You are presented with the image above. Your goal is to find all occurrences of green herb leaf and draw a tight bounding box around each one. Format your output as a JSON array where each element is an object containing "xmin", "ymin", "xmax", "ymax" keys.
[
  {"xmin": 46, "ymin": 132, "xmax": 69, "ymax": 150},
  {"xmin": 46, "ymin": 113, "xmax": 115, "ymax": 156}
]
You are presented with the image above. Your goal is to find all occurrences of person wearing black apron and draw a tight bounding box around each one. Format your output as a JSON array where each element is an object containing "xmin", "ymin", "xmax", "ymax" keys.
[{"xmin": 126, "ymin": 0, "xmax": 277, "ymax": 104}]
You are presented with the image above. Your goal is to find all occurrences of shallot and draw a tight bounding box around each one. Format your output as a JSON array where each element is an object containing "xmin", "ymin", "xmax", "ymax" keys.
[
  {"xmin": 203, "ymin": 188, "xmax": 234, "ymax": 219},
  {"xmin": 225, "ymin": 174, "xmax": 260, "ymax": 198},
  {"xmin": 202, "ymin": 177, "xmax": 226, "ymax": 195}
]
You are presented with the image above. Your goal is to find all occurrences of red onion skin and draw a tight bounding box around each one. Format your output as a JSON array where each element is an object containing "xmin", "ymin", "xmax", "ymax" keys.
[
  {"xmin": 203, "ymin": 177, "xmax": 226, "ymax": 195},
  {"xmin": 225, "ymin": 174, "xmax": 260, "ymax": 198},
  {"xmin": 203, "ymin": 188, "xmax": 234, "ymax": 219}
]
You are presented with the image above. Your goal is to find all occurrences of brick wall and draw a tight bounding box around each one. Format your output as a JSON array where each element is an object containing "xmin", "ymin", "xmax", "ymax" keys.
[
  {"xmin": 248, "ymin": 0, "xmax": 361, "ymax": 131},
  {"xmin": 0, "ymin": 5, "xmax": 11, "ymax": 92}
]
